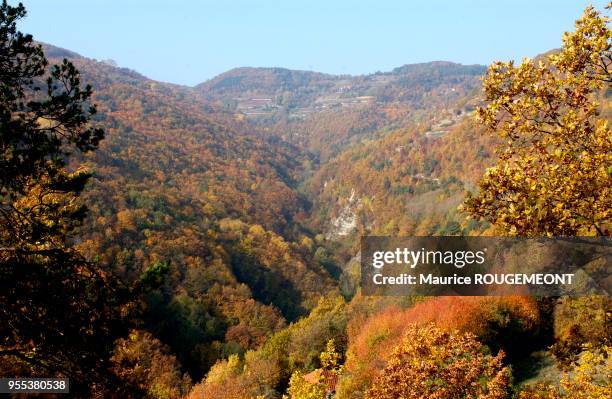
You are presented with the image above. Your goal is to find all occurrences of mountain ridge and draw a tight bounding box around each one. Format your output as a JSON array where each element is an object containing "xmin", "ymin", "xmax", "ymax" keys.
[{"xmin": 42, "ymin": 42, "xmax": 485, "ymax": 89}]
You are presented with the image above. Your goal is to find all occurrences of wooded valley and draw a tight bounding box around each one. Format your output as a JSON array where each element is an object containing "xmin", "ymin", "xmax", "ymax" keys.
[{"xmin": 0, "ymin": 2, "xmax": 610, "ymax": 398}]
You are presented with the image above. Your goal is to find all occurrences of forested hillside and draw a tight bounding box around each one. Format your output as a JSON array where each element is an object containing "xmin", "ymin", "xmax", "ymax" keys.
[
  {"xmin": 195, "ymin": 62, "xmax": 485, "ymax": 159},
  {"xmin": 42, "ymin": 45, "xmax": 340, "ymax": 382},
  {"xmin": 192, "ymin": 57, "xmax": 492, "ymax": 247},
  {"xmin": 14, "ymin": 42, "xmax": 500, "ymax": 395},
  {"xmin": 1, "ymin": 2, "xmax": 610, "ymax": 398}
]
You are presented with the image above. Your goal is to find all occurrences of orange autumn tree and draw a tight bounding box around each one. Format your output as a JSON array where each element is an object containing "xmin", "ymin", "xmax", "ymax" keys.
[
  {"xmin": 464, "ymin": 4, "xmax": 611, "ymax": 236},
  {"xmin": 365, "ymin": 324, "xmax": 511, "ymax": 399},
  {"xmin": 337, "ymin": 296, "xmax": 539, "ymax": 398}
]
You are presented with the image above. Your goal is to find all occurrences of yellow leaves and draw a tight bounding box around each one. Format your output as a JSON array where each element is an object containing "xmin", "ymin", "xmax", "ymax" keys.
[
  {"xmin": 559, "ymin": 345, "xmax": 612, "ymax": 399},
  {"xmin": 247, "ymin": 224, "xmax": 266, "ymax": 237},
  {"xmin": 466, "ymin": 4, "xmax": 612, "ymax": 237},
  {"xmin": 364, "ymin": 324, "xmax": 511, "ymax": 399},
  {"xmin": 116, "ymin": 209, "xmax": 137, "ymax": 232},
  {"xmin": 552, "ymin": 5, "xmax": 611, "ymax": 84},
  {"xmin": 520, "ymin": 345, "xmax": 612, "ymax": 399},
  {"xmin": 287, "ymin": 370, "xmax": 327, "ymax": 399},
  {"xmin": 319, "ymin": 339, "xmax": 343, "ymax": 374}
]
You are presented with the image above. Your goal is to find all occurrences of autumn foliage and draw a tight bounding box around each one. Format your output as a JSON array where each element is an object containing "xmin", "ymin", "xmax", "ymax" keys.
[
  {"xmin": 2, "ymin": 0, "xmax": 611, "ymax": 397},
  {"xmin": 519, "ymin": 345, "xmax": 612, "ymax": 399},
  {"xmin": 111, "ymin": 330, "xmax": 192, "ymax": 399},
  {"xmin": 464, "ymin": 5, "xmax": 611, "ymax": 236},
  {"xmin": 364, "ymin": 324, "xmax": 511, "ymax": 399},
  {"xmin": 337, "ymin": 296, "xmax": 539, "ymax": 397}
]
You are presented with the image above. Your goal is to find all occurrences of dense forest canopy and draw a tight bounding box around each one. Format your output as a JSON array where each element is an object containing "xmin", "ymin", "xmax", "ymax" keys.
[{"xmin": 0, "ymin": 1, "xmax": 610, "ymax": 399}]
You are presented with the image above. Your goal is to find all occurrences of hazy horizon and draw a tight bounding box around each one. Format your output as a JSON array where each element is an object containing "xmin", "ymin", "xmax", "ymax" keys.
[
  {"xmin": 16, "ymin": 0, "xmax": 609, "ymax": 85},
  {"xmin": 44, "ymin": 40, "xmax": 489, "ymax": 87}
]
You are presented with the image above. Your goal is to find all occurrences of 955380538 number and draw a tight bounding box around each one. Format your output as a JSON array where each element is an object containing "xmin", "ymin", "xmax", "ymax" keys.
[{"xmin": 0, "ymin": 378, "xmax": 69, "ymax": 394}]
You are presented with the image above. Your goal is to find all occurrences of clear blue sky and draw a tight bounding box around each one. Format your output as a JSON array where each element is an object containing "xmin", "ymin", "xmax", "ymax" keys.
[{"xmin": 14, "ymin": 0, "xmax": 609, "ymax": 86}]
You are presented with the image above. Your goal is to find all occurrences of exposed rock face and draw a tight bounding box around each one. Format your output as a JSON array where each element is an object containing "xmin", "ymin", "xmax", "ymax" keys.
[{"xmin": 326, "ymin": 188, "xmax": 361, "ymax": 239}]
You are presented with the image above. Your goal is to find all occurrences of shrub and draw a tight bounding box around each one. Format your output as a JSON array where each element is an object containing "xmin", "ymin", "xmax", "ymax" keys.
[{"xmin": 365, "ymin": 324, "xmax": 511, "ymax": 399}]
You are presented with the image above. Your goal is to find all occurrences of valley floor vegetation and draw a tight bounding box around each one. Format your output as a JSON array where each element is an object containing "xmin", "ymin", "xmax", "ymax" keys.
[{"xmin": 0, "ymin": 1, "xmax": 610, "ymax": 398}]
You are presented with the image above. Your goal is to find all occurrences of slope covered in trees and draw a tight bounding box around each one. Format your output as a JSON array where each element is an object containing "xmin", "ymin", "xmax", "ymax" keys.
[
  {"xmin": 2, "ymin": 2, "xmax": 610, "ymax": 398},
  {"xmin": 195, "ymin": 62, "xmax": 485, "ymax": 160},
  {"xmin": 39, "ymin": 44, "xmax": 340, "ymax": 382},
  {"xmin": 186, "ymin": 5, "xmax": 611, "ymax": 399}
]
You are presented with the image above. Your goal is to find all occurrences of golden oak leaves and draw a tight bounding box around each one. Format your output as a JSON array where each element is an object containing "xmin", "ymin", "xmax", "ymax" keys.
[
  {"xmin": 364, "ymin": 324, "xmax": 511, "ymax": 399},
  {"xmin": 287, "ymin": 370, "xmax": 327, "ymax": 399},
  {"xmin": 319, "ymin": 339, "xmax": 343, "ymax": 374},
  {"xmin": 464, "ymin": 5, "xmax": 612, "ymax": 237}
]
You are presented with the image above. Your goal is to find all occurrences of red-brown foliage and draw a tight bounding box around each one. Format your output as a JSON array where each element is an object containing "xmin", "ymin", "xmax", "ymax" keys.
[{"xmin": 337, "ymin": 296, "xmax": 539, "ymax": 398}]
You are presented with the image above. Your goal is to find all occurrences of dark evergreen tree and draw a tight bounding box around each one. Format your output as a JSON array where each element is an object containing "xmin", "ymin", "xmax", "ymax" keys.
[{"xmin": 0, "ymin": 2, "xmax": 137, "ymax": 396}]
